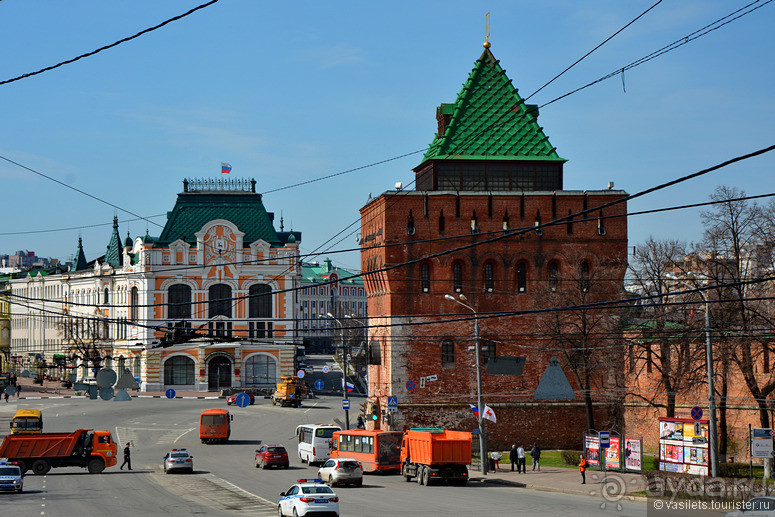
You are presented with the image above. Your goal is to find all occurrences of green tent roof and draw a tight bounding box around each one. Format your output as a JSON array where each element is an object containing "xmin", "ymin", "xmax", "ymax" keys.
[
  {"xmin": 420, "ymin": 48, "xmax": 565, "ymax": 165},
  {"xmin": 157, "ymin": 190, "xmax": 281, "ymax": 247}
]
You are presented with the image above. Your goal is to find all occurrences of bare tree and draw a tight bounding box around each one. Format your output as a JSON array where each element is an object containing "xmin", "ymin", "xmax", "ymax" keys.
[
  {"xmin": 534, "ymin": 251, "xmax": 625, "ymax": 431},
  {"xmin": 627, "ymin": 237, "xmax": 707, "ymax": 417},
  {"xmin": 58, "ymin": 308, "xmax": 113, "ymax": 374}
]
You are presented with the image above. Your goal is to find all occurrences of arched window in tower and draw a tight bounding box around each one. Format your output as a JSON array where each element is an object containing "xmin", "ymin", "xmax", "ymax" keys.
[
  {"xmin": 103, "ymin": 287, "xmax": 109, "ymax": 305},
  {"xmin": 484, "ymin": 262, "xmax": 494, "ymax": 292},
  {"xmin": 407, "ymin": 210, "xmax": 415, "ymax": 235},
  {"xmin": 453, "ymin": 262, "xmax": 463, "ymax": 293},
  {"xmin": 438, "ymin": 210, "xmax": 445, "ymax": 233},
  {"xmin": 516, "ymin": 261, "xmax": 527, "ymax": 293},
  {"xmin": 580, "ymin": 260, "xmax": 590, "ymax": 292},
  {"xmin": 441, "ymin": 340, "xmax": 455, "ymax": 368},
  {"xmin": 130, "ymin": 286, "xmax": 139, "ymax": 322},
  {"xmin": 421, "ymin": 263, "xmax": 431, "ymax": 293},
  {"xmin": 548, "ymin": 261, "xmax": 559, "ymax": 291}
]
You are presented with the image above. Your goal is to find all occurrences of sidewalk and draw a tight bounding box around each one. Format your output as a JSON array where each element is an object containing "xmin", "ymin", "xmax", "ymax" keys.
[{"xmin": 471, "ymin": 465, "xmax": 647, "ymax": 499}]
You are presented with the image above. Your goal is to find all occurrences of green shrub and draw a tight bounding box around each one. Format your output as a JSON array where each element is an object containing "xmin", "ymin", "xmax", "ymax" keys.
[
  {"xmin": 561, "ymin": 450, "xmax": 583, "ymax": 466},
  {"xmin": 718, "ymin": 462, "xmax": 749, "ymax": 478}
]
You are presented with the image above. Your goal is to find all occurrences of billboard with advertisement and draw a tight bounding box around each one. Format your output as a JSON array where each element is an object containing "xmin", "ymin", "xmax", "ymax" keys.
[
  {"xmin": 658, "ymin": 417, "xmax": 709, "ymax": 476},
  {"xmin": 585, "ymin": 434, "xmax": 600, "ymax": 466},
  {"xmin": 605, "ymin": 435, "xmax": 621, "ymax": 470},
  {"xmin": 624, "ymin": 437, "xmax": 642, "ymax": 472}
]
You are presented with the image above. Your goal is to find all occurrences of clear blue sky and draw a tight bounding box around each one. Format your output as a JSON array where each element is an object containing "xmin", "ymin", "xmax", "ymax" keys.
[{"xmin": 1, "ymin": 1, "xmax": 773, "ymax": 271}]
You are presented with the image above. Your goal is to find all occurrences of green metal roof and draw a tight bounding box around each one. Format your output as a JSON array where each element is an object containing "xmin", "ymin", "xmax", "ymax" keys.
[
  {"xmin": 72, "ymin": 237, "xmax": 88, "ymax": 272},
  {"xmin": 301, "ymin": 258, "xmax": 362, "ymax": 285},
  {"xmin": 157, "ymin": 190, "xmax": 282, "ymax": 247},
  {"xmin": 105, "ymin": 216, "xmax": 123, "ymax": 267},
  {"xmin": 420, "ymin": 48, "xmax": 565, "ymax": 165}
]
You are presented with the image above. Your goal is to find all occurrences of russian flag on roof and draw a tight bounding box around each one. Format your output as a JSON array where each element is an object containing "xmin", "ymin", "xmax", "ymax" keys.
[{"xmin": 221, "ymin": 162, "xmax": 232, "ymax": 174}]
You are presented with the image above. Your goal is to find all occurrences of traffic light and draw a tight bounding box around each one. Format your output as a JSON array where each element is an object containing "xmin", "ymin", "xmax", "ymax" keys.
[{"xmin": 370, "ymin": 403, "xmax": 379, "ymax": 421}]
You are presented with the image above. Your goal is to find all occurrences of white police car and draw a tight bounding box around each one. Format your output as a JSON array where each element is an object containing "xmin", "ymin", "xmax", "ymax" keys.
[
  {"xmin": 162, "ymin": 448, "xmax": 194, "ymax": 474},
  {"xmin": 0, "ymin": 462, "xmax": 23, "ymax": 493},
  {"xmin": 278, "ymin": 478, "xmax": 339, "ymax": 517}
]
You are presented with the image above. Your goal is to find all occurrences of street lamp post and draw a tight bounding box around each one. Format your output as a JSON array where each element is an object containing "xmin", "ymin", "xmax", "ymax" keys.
[
  {"xmin": 445, "ymin": 294, "xmax": 487, "ymax": 475},
  {"xmin": 322, "ymin": 313, "xmax": 350, "ymax": 430}
]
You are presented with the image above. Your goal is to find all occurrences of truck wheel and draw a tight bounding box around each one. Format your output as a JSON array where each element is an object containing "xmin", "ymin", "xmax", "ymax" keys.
[
  {"xmin": 422, "ymin": 467, "xmax": 430, "ymax": 486},
  {"xmin": 87, "ymin": 458, "xmax": 105, "ymax": 474},
  {"xmin": 32, "ymin": 460, "xmax": 51, "ymax": 475},
  {"xmin": 417, "ymin": 466, "xmax": 424, "ymax": 485},
  {"xmin": 402, "ymin": 464, "xmax": 411, "ymax": 482}
]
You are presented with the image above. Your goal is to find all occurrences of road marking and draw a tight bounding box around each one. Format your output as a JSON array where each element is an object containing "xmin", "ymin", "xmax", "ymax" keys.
[
  {"xmin": 151, "ymin": 472, "xmax": 276, "ymax": 514},
  {"xmin": 303, "ymin": 402, "xmax": 319, "ymax": 413},
  {"xmin": 174, "ymin": 427, "xmax": 195, "ymax": 443}
]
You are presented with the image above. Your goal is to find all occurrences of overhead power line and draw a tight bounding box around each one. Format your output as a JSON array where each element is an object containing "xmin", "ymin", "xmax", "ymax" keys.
[{"xmin": 0, "ymin": 0, "xmax": 220, "ymax": 87}]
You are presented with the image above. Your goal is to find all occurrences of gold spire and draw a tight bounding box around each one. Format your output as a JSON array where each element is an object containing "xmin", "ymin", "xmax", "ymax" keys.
[{"xmin": 483, "ymin": 12, "xmax": 491, "ymax": 48}]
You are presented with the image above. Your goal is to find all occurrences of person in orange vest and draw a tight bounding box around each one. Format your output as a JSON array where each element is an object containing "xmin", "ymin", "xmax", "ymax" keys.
[{"xmin": 579, "ymin": 453, "xmax": 587, "ymax": 484}]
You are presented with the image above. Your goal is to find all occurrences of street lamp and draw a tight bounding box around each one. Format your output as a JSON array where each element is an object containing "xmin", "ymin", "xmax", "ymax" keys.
[
  {"xmin": 444, "ymin": 293, "xmax": 487, "ymax": 475},
  {"xmin": 321, "ymin": 313, "xmax": 350, "ymax": 430}
]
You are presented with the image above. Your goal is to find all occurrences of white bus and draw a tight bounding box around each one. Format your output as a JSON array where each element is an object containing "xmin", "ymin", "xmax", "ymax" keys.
[{"xmin": 296, "ymin": 424, "xmax": 341, "ymax": 465}]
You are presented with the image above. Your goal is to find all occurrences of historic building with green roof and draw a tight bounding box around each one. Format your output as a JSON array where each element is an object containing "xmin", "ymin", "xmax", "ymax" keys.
[{"xmin": 8, "ymin": 177, "xmax": 303, "ymax": 392}]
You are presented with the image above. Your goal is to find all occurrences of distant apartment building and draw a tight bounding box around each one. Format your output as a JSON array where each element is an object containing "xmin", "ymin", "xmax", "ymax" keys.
[
  {"xmin": 297, "ymin": 259, "xmax": 367, "ymax": 353},
  {"xmin": 0, "ymin": 250, "xmax": 55, "ymax": 269}
]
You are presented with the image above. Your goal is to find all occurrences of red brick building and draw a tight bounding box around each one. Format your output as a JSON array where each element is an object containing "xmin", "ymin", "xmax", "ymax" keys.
[{"xmin": 360, "ymin": 44, "xmax": 629, "ymax": 449}]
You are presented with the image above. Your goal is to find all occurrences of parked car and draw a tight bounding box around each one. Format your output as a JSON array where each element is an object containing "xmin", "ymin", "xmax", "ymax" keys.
[
  {"xmin": 255, "ymin": 444, "xmax": 289, "ymax": 469},
  {"xmin": 317, "ymin": 458, "xmax": 363, "ymax": 487},
  {"xmin": 226, "ymin": 392, "xmax": 255, "ymax": 406}
]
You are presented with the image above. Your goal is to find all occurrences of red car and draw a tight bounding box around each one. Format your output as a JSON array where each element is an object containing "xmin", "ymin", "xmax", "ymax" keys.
[
  {"xmin": 226, "ymin": 392, "xmax": 255, "ymax": 406},
  {"xmin": 255, "ymin": 444, "xmax": 289, "ymax": 469}
]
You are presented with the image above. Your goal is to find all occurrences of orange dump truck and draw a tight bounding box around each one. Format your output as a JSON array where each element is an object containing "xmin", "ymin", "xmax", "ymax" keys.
[
  {"xmin": 0, "ymin": 428, "xmax": 117, "ymax": 475},
  {"xmin": 400, "ymin": 428, "xmax": 472, "ymax": 486}
]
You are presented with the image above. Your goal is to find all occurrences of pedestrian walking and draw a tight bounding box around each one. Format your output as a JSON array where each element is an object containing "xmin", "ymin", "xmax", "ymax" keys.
[
  {"xmin": 120, "ymin": 442, "xmax": 132, "ymax": 470},
  {"xmin": 15, "ymin": 384, "xmax": 21, "ymax": 398},
  {"xmin": 509, "ymin": 444, "xmax": 518, "ymax": 472},
  {"xmin": 579, "ymin": 454, "xmax": 587, "ymax": 484},
  {"xmin": 530, "ymin": 444, "xmax": 541, "ymax": 471},
  {"xmin": 490, "ymin": 451, "xmax": 502, "ymax": 471},
  {"xmin": 516, "ymin": 444, "xmax": 526, "ymax": 473},
  {"xmin": 3, "ymin": 391, "xmax": 8, "ymax": 403},
  {"xmin": 357, "ymin": 415, "xmax": 365, "ymax": 429}
]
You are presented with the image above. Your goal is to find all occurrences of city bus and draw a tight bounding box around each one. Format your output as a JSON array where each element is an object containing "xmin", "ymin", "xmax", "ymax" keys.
[
  {"xmin": 10, "ymin": 409, "xmax": 43, "ymax": 434},
  {"xmin": 331, "ymin": 429, "xmax": 403, "ymax": 472},
  {"xmin": 199, "ymin": 409, "xmax": 233, "ymax": 444},
  {"xmin": 296, "ymin": 424, "xmax": 341, "ymax": 465}
]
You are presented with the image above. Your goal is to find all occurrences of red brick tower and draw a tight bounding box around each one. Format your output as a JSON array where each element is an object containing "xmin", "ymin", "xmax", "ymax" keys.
[{"xmin": 360, "ymin": 44, "xmax": 628, "ymax": 449}]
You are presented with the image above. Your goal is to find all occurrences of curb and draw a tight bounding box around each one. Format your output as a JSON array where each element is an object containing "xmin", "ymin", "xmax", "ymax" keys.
[
  {"xmin": 476, "ymin": 476, "xmax": 648, "ymax": 502},
  {"xmin": 18, "ymin": 395, "xmax": 220, "ymax": 400}
]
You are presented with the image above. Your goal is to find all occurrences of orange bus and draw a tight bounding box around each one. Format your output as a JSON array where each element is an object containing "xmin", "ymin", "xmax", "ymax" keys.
[
  {"xmin": 199, "ymin": 409, "xmax": 233, "ymax": 444},
  {"xmin": 331, "ymin": 429, "xmax": 403, "ymax": 472}
]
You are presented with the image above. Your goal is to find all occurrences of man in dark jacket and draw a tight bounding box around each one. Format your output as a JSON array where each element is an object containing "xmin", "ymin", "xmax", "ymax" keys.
[
  {"xmin": 120, "ymin": 442, "xmax": 132, "ymax": 470},
  {"xmin": 510, "ymin": 444, "xmax": 518, "ymax": 471},
  {"xmin": 531, "ymin": 444, "xmax": 541, "ymax": 471}
]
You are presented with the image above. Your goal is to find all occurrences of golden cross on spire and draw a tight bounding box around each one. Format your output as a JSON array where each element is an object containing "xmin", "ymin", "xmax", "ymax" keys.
[{"xmin": 484, "ymin": 12, "xmax": 491, "ymax": 48}]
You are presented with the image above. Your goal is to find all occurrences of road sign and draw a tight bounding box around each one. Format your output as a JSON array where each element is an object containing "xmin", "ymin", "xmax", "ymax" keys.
[
  {"xmin": 297, "ymin": 369, "xmax": 306, "ymax": 379},
  {"xmin": 323, "ymin": 366, "xmax": 330, "ymax": 373},
  {"xmin": 387, "ymin": 396, "xmax": 398, "ymax": 408},
  {"xmin": 420, "ymin": 376, "xmax": 426, "ymax": 389},
  {"xmin": 426, "ymin": 375, "xmax": 438, "ymax": 382},
  {"xmin": 406, "ymin": 381, "xmax": 415, "ymax": 391},
  {"xmin": 753, "ymin": 428, "xmax": 773, "ymax": 439},
  {"xmin": 691, "ymin": 406, "xmax": 703, "ymax": 420},
  {"xmin": 165, "ymin": 388, "xmax": 176, "ymax": 399},
  {"xmin": 599, "ymin": 431, "xmax": 610, "ymax": 449},
  {"xmin": 342, "ymin": 399, "xmax": 350, "ymax": 410},
  {"xmin": 314, "ymin": 379, "xmax": 325, "ymax": 391},
  {"xmin": 235, "ymin": 393, "xmax": 250, "ymax": 408},
  {"xmin": 752, "ymin": 435, "xmax": 774, "ymax": 458},
  {"xmin": 694, "ymin": 422, "xmax": 701, "ymax": 436}
]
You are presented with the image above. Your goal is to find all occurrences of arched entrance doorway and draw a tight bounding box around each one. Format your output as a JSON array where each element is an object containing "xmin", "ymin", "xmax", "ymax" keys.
[{"xmin": 208, "ymin": 355, "xmax": 232, "ymax": 391}]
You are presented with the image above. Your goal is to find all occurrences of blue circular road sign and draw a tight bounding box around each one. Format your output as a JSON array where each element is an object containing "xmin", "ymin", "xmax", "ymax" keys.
[
  {"xmin": 406, "ymin": 380, "xmax": 416, "ymax": 392},
  {"xmin": 314, "ymin": 379, "xmax": 325, "ymax": 391},
  {"xmin": 165, "ymin": 389, "xmax": 176, "ymax": 399},
  {"xmin": 235, "ymin": 393, "xmax": 250, "ymax": 408},
  {"xmin": 691, "ymin": 406, "xmax": 703, "ymax": 420},
  {"xmin": 322, "ymin": 366, "xmax": 330, "ymax": 374},
  {"xmin": 297, "ymin": 369, "xmax": 306, "ymax": 379}
]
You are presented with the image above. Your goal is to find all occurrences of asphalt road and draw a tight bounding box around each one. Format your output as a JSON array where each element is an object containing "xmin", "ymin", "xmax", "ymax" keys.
[{"xmin": 0, "ymin": 395, "xmax": 717, "ymax": 517}]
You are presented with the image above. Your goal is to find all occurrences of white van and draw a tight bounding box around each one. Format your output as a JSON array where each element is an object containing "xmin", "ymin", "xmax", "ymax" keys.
[{"xmin": 296, "ymin": 424, "xmax": 341, "ymax": 465}]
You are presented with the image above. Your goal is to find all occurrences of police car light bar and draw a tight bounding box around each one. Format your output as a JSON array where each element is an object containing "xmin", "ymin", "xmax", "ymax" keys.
[{"xmin": 296, "ymin": 478, "xmax": 323, "ymax": 483}]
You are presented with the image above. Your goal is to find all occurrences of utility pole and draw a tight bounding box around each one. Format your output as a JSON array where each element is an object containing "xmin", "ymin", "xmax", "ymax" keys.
[
  {"xmin": 324, "ymin": 313, "xmax": 349, "ymax": 430},
  {"xmin": 445, "ymin": 294, "xmax": 488, "ymax": 475},
  {"xmin": 705, "ymin": 302, "xmax": 719, "ymax": 478}
]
